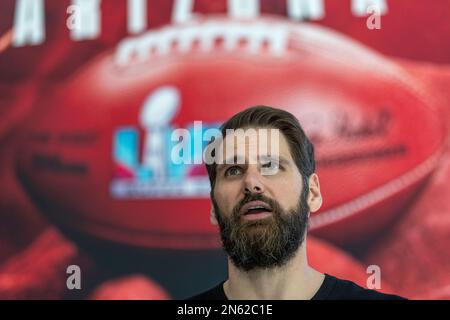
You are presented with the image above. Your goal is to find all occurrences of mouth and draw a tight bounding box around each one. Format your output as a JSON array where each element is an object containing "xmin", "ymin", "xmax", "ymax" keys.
[{"xmin": 239, "ymin": 200, "xmax": 273, "ymax": 221}]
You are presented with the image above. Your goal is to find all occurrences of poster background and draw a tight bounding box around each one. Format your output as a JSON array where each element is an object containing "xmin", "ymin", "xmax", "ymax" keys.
[{"xmin": 1, "ymin": 0, "xmax": 449, "ymax": 299}]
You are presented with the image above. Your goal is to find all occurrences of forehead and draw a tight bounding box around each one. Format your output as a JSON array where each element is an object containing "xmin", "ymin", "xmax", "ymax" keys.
[{"xmin": 217, "ymin": 127, "xmax": 294, "ymax": 163}]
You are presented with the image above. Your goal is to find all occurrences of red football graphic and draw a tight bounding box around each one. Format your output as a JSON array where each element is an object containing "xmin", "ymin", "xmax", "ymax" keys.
[
  {"xmin": 0, "ymin": 0, "xmax": 131, "ymax": 142},
  {"xmin": 364, "ymin": 140, "xmax": 450, "ymax": 299},
  {"xmin": 318, "ymin": 0, "xmax": 450, "ymax": 64},
  {"xmin": 395, "ymin": 58, "xmax": 450, "ymax": 128},
  {"xmin": 16, "ymin": 16, "xmax": 445, "ymax": 249},
  {"xmin": 307, "ymin": 236, "xmax": 393, "ymax": 292},
  {"xmin": 0, "ymin": 130, "xmax": 46, "ymax": 263},
  {"xmin": 88, "ymin": 274, "xmax": 170, "ymax": 300},
  {"xmin": 0, "ymin": 228, "xmax": 97, "ymax": 300},
  {"xmin": 0, "ymin": 81, "xmax": 38, "ymax": 143},
  {"xmin": 0, "ymin": 0, "xmax": 129, "ymax": 83}
]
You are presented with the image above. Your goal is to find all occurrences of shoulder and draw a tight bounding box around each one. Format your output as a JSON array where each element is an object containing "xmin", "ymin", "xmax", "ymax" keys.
[
  {"xmin": 186, "ymin": 281, "xmax": 228, "ymax": 300},
  {"xmin": 316, "ymin": 274, "xmax": 407, "ymax": 300}
]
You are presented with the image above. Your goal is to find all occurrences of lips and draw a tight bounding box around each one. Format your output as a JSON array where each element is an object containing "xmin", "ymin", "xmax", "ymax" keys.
[{"xmin": 239, "ymin": 200, "xmax": 273, "ymax": 216}]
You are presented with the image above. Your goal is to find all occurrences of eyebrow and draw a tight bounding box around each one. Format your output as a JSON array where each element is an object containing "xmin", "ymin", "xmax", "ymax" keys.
[
  {"xmin": 260, "ymin": 155, "xmax": 290, "ymax": 166},
  {"xmin": 216, "ymin": 155, "xmax": 291, "ymax": 173}
]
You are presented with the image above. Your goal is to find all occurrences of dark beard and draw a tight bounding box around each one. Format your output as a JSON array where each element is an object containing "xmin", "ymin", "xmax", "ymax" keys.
[{"xmin": 213, "ymin": 190, "xmax": 310, "ymax": 272}]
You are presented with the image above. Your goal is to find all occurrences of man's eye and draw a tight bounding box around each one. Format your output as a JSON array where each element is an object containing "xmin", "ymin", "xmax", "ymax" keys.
[
  {"xmin": 262, "ymin": 161, "xmax": 280, "ymax": 170},
  {"xmin": 225, "ymin": 166, "xmax": 243, "ymax": 177}
]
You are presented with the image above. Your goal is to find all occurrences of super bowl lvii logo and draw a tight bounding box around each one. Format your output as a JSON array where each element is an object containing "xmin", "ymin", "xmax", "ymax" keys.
[{"xmin": 110, "ymin": 86, "xmax": 220, "ymax": 199}]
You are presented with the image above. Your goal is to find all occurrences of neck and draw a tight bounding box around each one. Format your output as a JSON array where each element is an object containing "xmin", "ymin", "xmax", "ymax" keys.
[{"xmin": 224, "ymin": 239, "xmax": 324, "ymax": 300}]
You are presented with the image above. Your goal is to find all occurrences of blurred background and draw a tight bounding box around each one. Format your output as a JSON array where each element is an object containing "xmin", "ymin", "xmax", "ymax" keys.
[{"xmin": 1, "ymin": 0, "xmax": 449, "ymax": 300}]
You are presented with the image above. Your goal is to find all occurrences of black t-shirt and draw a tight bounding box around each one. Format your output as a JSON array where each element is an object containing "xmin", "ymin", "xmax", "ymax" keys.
[{"xmin": 187, "ymin": 274, "xmax": 406, "ymax": 300}]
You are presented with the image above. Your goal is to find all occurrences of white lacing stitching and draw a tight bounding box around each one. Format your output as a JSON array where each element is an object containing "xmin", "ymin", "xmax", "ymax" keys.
[
  {"xmin": 115, "ymin": 20, "xmax": 289, "ymax": 66},
  {"xmin": 310, "ymin": 150, "xmax": 443, "ymax": 229}
]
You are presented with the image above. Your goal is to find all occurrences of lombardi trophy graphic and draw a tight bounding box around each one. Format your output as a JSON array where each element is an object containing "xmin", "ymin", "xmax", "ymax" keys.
[{"xmin": 140, "ymin": 86, "xmax": 180, "ymax": 182}]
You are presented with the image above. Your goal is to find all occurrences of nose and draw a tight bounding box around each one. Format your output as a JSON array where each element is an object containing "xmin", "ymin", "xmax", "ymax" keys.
[{"xmin": 243, "ymin": 166, "xmax": 265, "ymax": 195}]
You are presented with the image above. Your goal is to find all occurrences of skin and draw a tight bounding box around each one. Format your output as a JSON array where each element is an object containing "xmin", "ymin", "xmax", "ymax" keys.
[{"xmin": 210, "ymin": 127, "xmax": 324, "ymax": 299}]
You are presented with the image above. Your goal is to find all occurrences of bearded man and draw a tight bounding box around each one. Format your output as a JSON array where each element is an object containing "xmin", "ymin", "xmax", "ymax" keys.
[{"xmin": 189, "ymin": 106, "xmax": 404, "ymax": 300}]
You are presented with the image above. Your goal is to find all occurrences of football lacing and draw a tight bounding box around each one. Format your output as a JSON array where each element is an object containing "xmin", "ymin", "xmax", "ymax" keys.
[{"xmin": 115, "ymin": 19, "xmax": 289, "ymax": 66}]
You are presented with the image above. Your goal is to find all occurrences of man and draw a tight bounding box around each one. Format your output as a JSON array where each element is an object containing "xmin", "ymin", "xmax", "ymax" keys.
[{"xmin": 189, "ymin": 106, "xmax": 404, "ymax": 300}]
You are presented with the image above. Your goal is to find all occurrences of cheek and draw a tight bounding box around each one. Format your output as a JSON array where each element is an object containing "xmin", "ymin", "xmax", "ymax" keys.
[
  {"xmin": 214, "ymin": 182, "xmax": 237, "ymax": 213},
  {"xmin": 271, "ymin": 173, "xmax": 297, "ymax": 189},
  {"xmin": 270, "ymin": 175, "xmax": 302, "ymax": 206}
]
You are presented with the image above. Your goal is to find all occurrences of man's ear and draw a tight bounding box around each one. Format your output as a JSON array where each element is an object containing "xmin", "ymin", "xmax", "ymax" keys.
[
  {"xmin": 210, "ymin": 205, "xmax": 218, "ymax": 225},
  {"xmin": 307, "ymin": 173, "xmax": 322, "ymax": 213}
]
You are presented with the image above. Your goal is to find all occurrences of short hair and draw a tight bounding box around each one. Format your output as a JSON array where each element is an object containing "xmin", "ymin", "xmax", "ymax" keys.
[{"xmin": 205, "ymin": 105, "xmax": 315, "ymax": 194}]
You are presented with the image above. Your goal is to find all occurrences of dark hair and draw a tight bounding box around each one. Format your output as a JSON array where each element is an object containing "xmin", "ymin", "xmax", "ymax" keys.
[{"xmin": 205, "ymin": 105, "xmax": 315, "ymax": 194}]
